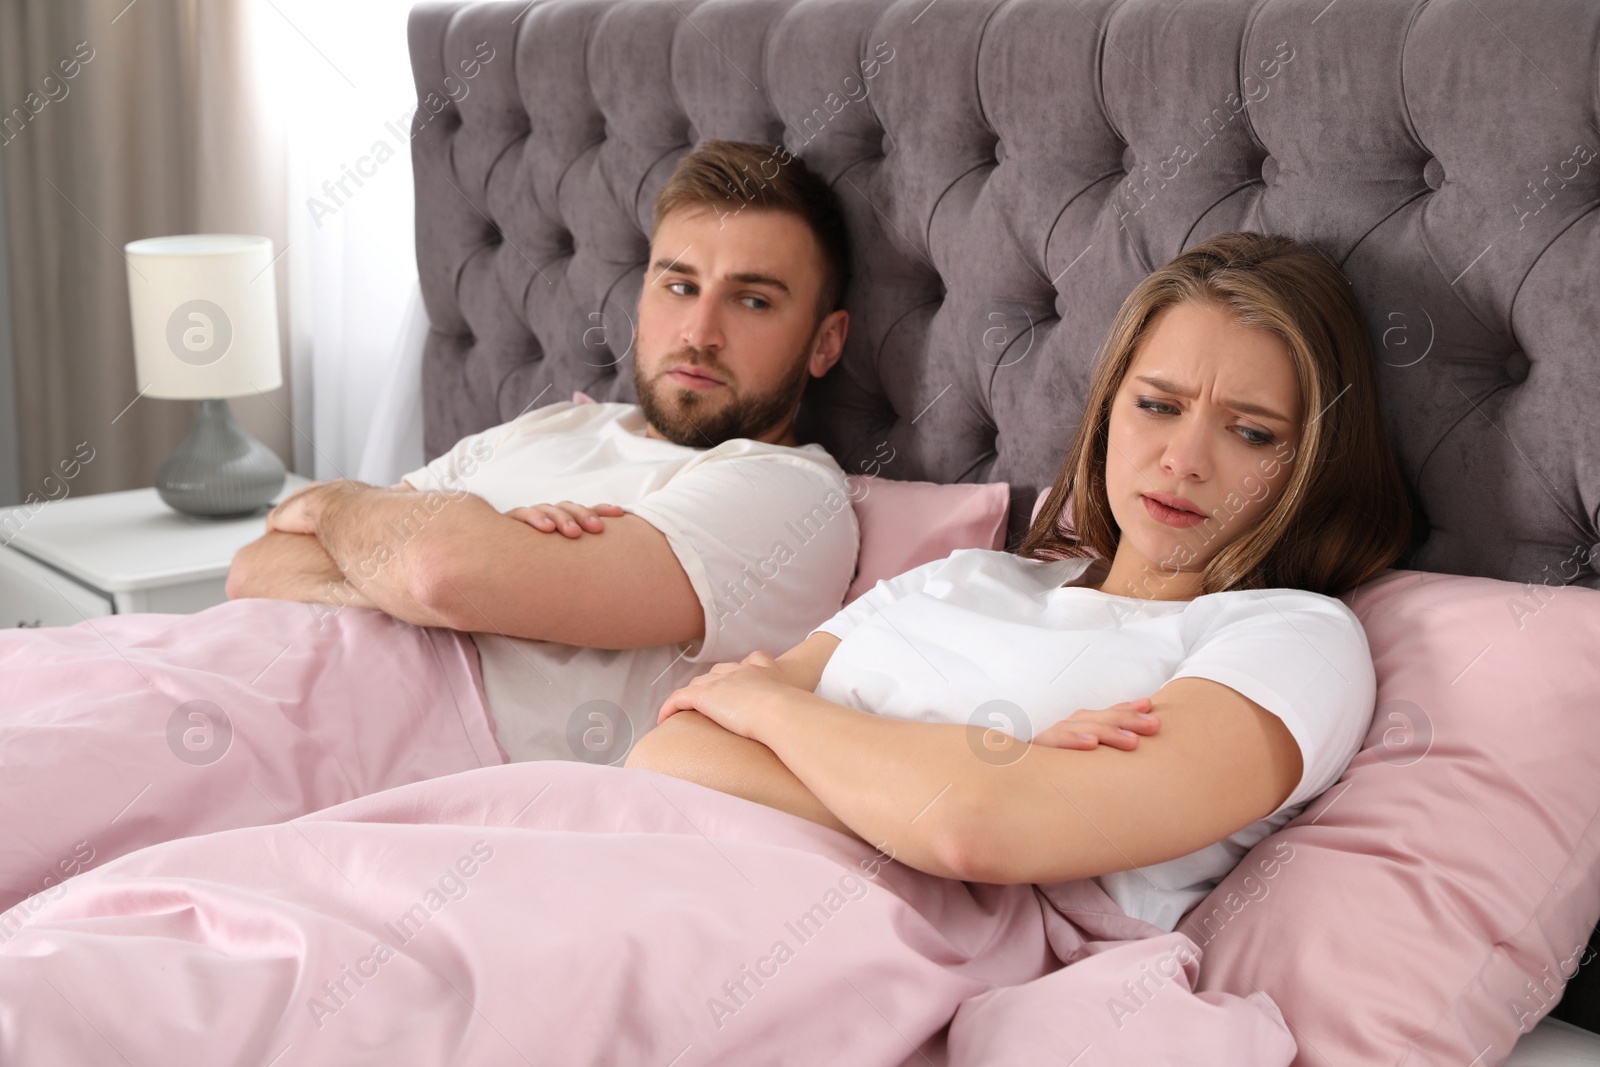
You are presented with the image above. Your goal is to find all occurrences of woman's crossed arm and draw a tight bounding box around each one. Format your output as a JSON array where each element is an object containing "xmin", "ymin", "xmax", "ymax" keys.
[
  {"xmin": 625, "ymin": 633, "xmax": 869, "ymax": 844},
  {"xmin": 629, "ymin": 634, "xmax": 1302, "ymax": 886}
]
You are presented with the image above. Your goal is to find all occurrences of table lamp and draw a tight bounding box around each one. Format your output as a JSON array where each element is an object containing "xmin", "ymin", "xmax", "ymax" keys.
[{"xmin": 124, "ymin": 234, "xmax": 287, "ymax": 519}]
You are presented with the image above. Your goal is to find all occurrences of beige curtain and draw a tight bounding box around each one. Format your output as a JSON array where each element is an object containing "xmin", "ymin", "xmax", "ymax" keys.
[{"xmin": 0, "ymin": 0, "xmax": 291, "ymax": 499}]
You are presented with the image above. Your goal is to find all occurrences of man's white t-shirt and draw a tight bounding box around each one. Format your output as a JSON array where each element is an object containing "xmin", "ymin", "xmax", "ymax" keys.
[
  {"xmin": 401, "ymin": 400, "xmax": 860, "ymax": 763},
  {"xmin": 808, "ymin": 546, "xmax": 1376, "ymax": 933}
]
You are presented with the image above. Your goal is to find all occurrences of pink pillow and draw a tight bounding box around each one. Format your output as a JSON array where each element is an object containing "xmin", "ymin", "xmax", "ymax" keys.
[
  {"xmin": 1030, "ymin": 486, "xmax": 1052, "ymax": 525},
  {"xmin": 843, "ymin": 476, "xmax": 1010, "ymax": 604},
  {"xmin": 1186, "ymin": 568, "xmax": 1600, "ymax": 1063},
  {"xmin": 1030, "ymin": 485, "xmax": 1076, "ymax": 531}
]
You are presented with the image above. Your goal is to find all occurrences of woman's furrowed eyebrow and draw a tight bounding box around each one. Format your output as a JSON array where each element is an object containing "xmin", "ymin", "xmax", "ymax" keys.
[{"xmin": 1133, "ymin": 374, "xmax": 1292, "ymax": 426}]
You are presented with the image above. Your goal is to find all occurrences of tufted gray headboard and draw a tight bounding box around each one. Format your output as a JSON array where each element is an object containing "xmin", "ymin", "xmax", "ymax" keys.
[{"xmin": 407, "ymin": 0, "xmax": 1600, "ymax": 590}]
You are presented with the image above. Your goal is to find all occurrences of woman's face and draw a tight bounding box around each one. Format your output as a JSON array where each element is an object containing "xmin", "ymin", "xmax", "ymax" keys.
[{"xmin": 1097, "ymin": 300, "xmax": 1304, "ymax": 601}]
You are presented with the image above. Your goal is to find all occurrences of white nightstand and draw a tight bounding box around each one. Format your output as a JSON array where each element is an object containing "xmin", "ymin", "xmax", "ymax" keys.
[{"xmin": 0, "ymin": 476, "xmax": 310, "ymax": 629}]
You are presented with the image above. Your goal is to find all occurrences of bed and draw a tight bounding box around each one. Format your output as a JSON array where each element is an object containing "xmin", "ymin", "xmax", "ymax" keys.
[{"xmin": 406, "ymin": 0, "xmax": 1600, "ymax": 1063}]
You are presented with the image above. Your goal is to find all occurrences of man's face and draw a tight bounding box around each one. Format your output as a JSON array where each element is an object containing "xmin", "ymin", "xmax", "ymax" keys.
[
  {"xmin": 1100, "ymin": 300, "xmax": 1304, "ymax": 596},
  {"xmin": 632, "ymin": 205, "xmax": 845, "ymax": 448}
]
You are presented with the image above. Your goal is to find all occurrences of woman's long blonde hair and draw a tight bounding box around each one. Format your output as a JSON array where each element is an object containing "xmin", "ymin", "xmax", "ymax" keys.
[{"xmin": 1017, "ymin": 231, "xmax": 1414, "ymax": 597}]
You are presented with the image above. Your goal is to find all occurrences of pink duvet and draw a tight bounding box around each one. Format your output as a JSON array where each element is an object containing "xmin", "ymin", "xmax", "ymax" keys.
[
  {"xmin": 0, "ymin": 598, "xmax": 504, "ymax": 911},
  {"xmin": 0, "ymin": 758, "xmax": 1297, "ymax": 1064}
]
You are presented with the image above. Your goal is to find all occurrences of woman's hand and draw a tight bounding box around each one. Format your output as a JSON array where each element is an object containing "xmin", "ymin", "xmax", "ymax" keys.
[
  {"xmin": 506, "ymin": 501, "xmax": 625, "ymax": 538},
  {"xmin": 1031, "ymin": 698, "xmax": 1160, "ymax": 751},
  {"xmin": 656, "ymin": 651, "xmax": 798, "ymax": 741}
]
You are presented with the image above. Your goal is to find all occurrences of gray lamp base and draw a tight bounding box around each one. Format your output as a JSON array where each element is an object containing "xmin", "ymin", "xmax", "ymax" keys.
[{"xmin": 155, "ymin": 398, "xmax": 287, "ymax": 519}]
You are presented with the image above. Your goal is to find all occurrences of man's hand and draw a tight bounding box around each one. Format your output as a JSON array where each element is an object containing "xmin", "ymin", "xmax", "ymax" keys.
[
  {"xmin": 229, "ymin": 479, "xmax": 420, "ymax": 609},
  {"xmin": 264, "ymin": 480, "xmax": 330, "ymax": 536},
  {"xmin": 226, "ymin": 529, "xmax": 378, "ymax": 609},
  {"xmin": 1031, "ymin": 699, "xmax": 1160, "ymax": 751},
  {"xmin": 505, "ymin": 501, "xmax": 625, "ymax": 538}
]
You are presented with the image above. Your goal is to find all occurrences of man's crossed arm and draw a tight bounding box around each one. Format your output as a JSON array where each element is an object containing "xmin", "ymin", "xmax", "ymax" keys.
[{"xmin": 226, "ymin": 480, "xmax": 704, "ymax": 648}]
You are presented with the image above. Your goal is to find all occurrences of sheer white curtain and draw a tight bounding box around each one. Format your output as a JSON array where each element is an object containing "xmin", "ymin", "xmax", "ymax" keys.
[
  {"xmin": 252, "ymin": 0, "xmax": 425, "ymax": 484},
  {"xmin": 356, "ymin": 279, "xmax": 427, "ymax": 485}
]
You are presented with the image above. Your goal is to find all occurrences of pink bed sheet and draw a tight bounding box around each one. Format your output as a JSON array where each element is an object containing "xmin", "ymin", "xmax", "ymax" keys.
[
  {"xmin": 0, "ymin": 598, "xmax": 504, "ymax": 911},
  {"xmin": 0, "ymin": 759, "xmax": 1297, "ymax": 1064}
]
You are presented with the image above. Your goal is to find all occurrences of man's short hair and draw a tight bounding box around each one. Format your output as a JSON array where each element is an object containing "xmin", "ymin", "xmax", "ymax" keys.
[{"xmin": 652, "ymin": 140, "xmax": 851, "ymax": 324}]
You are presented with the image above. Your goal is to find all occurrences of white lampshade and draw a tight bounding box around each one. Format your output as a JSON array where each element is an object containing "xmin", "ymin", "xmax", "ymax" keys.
[{"xmin": 124, "ymin": 234, "xmax": 283, "ymax": 399}]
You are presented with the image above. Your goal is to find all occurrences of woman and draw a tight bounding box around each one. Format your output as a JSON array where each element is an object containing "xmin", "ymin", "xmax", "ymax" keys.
[{"xmin": 630, "ymin": 230, "xmax": 1413, "ymax": 933}]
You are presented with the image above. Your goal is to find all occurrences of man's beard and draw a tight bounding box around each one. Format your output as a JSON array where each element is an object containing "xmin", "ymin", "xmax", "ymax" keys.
[{"xmin": 633, "ymin": 324, "xmax": 820, "ymax": 448}]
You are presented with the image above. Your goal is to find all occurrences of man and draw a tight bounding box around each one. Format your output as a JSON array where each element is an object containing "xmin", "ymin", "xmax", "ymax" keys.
[{"xmin": 0, "ymin": 140, "xmax": 861, "ymax": 911}]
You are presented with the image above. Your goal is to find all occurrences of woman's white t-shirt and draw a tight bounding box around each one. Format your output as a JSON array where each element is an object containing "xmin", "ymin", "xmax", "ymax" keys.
[{"xmin": 808, "ymin": 547, "xmax": 1376, "ymax": 933}]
